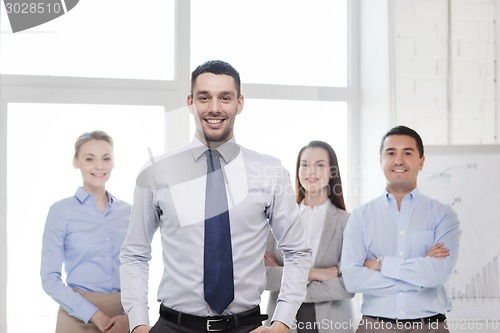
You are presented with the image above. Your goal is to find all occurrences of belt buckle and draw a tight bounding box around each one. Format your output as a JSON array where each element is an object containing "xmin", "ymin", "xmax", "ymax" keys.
[{"xmin": 206, "ymin": 318, "xmax": 225, "ymax": 332}]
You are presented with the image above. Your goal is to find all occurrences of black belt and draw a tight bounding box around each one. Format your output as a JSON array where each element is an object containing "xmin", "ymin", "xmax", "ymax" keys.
[
  {"xmin": 366, "ymin": 314, "xmax": 446, "ymax": 324},
  {"xmin": 159, "ymin": 304, "xmax": 269, "ymax": 332}
]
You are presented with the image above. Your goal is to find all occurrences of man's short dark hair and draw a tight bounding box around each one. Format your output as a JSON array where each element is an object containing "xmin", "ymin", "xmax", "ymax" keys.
[
  {"xmin": 190, "ymin": 60, "xmax": 241, "ymax": 97},
  {"xmin": 380, "ymin": 125, "xmax": 424, "ymax": 158}
]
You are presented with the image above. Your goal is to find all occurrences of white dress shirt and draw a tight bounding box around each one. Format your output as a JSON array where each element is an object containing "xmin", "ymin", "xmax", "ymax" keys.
[
  {"xmin": 120, "ymin": 137, "xmax": 311, "ymax": 331},
  {"xmin": 299, "ymin": 200, "xmax": 328, "ymax": 265}
]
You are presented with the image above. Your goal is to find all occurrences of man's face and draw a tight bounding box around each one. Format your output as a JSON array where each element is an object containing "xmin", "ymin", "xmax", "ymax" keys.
[
  {"xmin": 187, "ymin": 73, "xmax": 243, "ymax": 147},
  {"xmin": 380, "ymin": 134, "xmax": 424, "ymax": 194}
]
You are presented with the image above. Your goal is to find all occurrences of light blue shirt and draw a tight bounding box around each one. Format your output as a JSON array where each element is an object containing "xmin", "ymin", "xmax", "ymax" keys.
[
  {"xmin": 340, "ymin": 188, "xmax": 460, "ymax": 319},
  {"xmin": 41, "ymin": 187, "xmax": 131, "ymax": 323},
  {"xmin": 120, "ymin": 137, "xmax": 311, "ymax": 332}
]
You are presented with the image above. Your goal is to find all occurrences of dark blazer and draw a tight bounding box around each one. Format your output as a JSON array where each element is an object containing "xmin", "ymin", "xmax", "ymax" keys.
[{"xmin": 265, "ymin": 202, "xmax": 354, "ymax": 333}]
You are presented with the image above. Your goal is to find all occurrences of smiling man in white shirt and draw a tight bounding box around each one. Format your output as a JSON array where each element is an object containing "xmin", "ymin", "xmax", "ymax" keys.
[{"xmin": 120, "ymin": 60, "xmax": 311, "ymax": 333}]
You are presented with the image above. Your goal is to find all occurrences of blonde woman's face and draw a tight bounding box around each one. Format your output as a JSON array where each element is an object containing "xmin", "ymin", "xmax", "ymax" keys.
[{"xmin": 73, "ymin": 139, "xmax": 114, "ymax": 192}]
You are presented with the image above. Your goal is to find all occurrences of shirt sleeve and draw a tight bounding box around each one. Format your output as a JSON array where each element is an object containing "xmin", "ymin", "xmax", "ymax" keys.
[
  {"xmin": 40, "ymin": 204, "xmax": 98, "ymax": 323},
  {"xmin": 265, "ymin": 233, "xmax": 285, "ymax": 292},
  {"xmin": 381, "ymin": 205, "xmax": 460, "ymax": 288},
  {"xmin": 340, "ymin": 211, "xmax": 422, "ymax": 296},
  {"xmin": 266, "ymin": 168, "xmax": 312, "ymax": 328},
  {"xmin": 119, "ymin": 183, "xmax": 159, "ymax": 332}
]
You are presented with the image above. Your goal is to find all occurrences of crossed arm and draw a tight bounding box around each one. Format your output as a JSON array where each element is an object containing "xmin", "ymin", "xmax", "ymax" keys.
[
  {"xmin": 265, "ymin": 252, "xmax": 339, "ymax": 282},
  {"xmin": 364, "ymin": 243, "xmax": 450, "ymax": 271}
]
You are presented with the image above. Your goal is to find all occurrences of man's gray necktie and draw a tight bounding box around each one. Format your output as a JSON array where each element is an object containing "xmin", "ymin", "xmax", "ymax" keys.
[{"xmin": 203, "ymin": 149, "xmax": 234, "ymax": 314}]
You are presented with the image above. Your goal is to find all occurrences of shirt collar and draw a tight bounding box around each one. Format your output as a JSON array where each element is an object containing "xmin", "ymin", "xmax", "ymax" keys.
[
  {"xmin": 384, "ymin": 187, "xmax": 419, "ymax": 205},
  {"xmin": 75, "ymin": 187, "xmax": 90, "ymax": 203},
  {"xmin": 299, "ymin": 199, "xmax": 330, "ymax": 214},
  {"xmin": 190, "ymin": 136, "xmax": 240, "ymax": 164},
  {"xmin": 74, "ymin": 187, "xmax": 114, "ymax": 205}
]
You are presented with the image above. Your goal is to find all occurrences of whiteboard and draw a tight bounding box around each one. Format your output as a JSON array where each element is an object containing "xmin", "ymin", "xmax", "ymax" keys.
[{"xmin": 419, "ymin": 145, "xmax": 500, "ymax": 321}]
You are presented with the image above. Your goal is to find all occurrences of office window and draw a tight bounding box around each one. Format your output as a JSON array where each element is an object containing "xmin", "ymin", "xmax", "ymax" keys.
[
  {"xmin": 191, "ymin": 0, "xmax": 348, "ymax": 87},
  {"xmin": 0, "ymin": 0, "xmax": 175, "ymax": 80},
  {"xmin": 6, "ymin": 103, "xmax": 165, "ymax": 332}
]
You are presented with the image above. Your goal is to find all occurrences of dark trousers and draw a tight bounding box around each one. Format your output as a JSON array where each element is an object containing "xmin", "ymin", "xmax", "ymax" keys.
[
  {"xmin": 296, "ymin": 303, "xmax": 319, "ymax": 333},
  {"xmin": 149, "ymin": 316, "xmax": 262, "ymax": 333}
]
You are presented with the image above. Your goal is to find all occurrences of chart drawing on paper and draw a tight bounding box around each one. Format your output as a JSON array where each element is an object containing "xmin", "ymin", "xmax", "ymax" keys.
[{"xmin": 419, "ymin": 146, "xmax": 500, "ymax": 320}]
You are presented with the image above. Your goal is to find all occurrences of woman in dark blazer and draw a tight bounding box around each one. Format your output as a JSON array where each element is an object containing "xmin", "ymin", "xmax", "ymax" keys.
[{"xmin": 265, "ymin": 140, "xmax": 354, "ymax": 333}]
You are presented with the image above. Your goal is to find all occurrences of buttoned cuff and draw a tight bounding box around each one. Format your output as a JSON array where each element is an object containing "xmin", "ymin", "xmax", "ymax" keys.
[
  {"xmin": 127, "ymin": 306, "xmax": 150, "ymax": 333},
  {"xmin": 380, "ymin": 255, "xmax": 403, "ymax": 279},
  {"xmin": 270, "ymin": 301, "xmax": 297, "ymax": 329},
  {"xmin": 78, "ymin": 302, "xmax": 99, "ymax": 324},
  {"xmin": 381, "ymin": 256, "xmax": 421, "ymax": 292}
]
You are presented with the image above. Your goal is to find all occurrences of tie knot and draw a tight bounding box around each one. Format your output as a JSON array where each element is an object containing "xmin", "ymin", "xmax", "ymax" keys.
[
  {"xmin": 206, "ymin": 149, "xmax": 222, "ymax": 173},
  {"xmin": 207, "ymin": 149, "xmax": 220, "ymax": 157}
]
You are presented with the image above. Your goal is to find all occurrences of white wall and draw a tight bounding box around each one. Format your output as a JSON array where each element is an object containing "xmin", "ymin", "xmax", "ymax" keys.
[{"xmin": 390, "ymin": 0, "xmax": 499, "ymax": 145}]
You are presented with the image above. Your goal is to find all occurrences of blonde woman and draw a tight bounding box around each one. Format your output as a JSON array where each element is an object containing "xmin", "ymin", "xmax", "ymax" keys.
[{"xmin": 41, "ymin": 130, "xmax": 131, "ymax": 333}]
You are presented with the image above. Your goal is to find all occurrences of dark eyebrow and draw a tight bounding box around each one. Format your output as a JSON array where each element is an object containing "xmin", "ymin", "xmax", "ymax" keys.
[
  {"xmin": 384, "ymin": 147, "xmax": 415, "ymax": 152},
  {"xmin": 195, "ymin": 90, "xmax": 236, "ymax": 96},
  {"xmin": 300, "ymin": 159, "xmax": 328, "ymax": 163}
]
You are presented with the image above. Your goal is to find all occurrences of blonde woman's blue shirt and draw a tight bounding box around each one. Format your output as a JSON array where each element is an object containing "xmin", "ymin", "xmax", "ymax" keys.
[{"xmin": 41, "ymin": 187, "xmax": 131, "ymax": 323}]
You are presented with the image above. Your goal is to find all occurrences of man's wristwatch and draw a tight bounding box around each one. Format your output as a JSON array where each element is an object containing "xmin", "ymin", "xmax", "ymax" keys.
[{"xmin": 376, "ymin": 256, "xmax": 384, "ymax": 270}]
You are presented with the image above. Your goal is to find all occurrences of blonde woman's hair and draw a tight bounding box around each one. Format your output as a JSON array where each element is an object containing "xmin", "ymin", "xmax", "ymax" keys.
[{"xmin": 74, "ymin": 130, "xmax": 114, "ymax": 157}]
